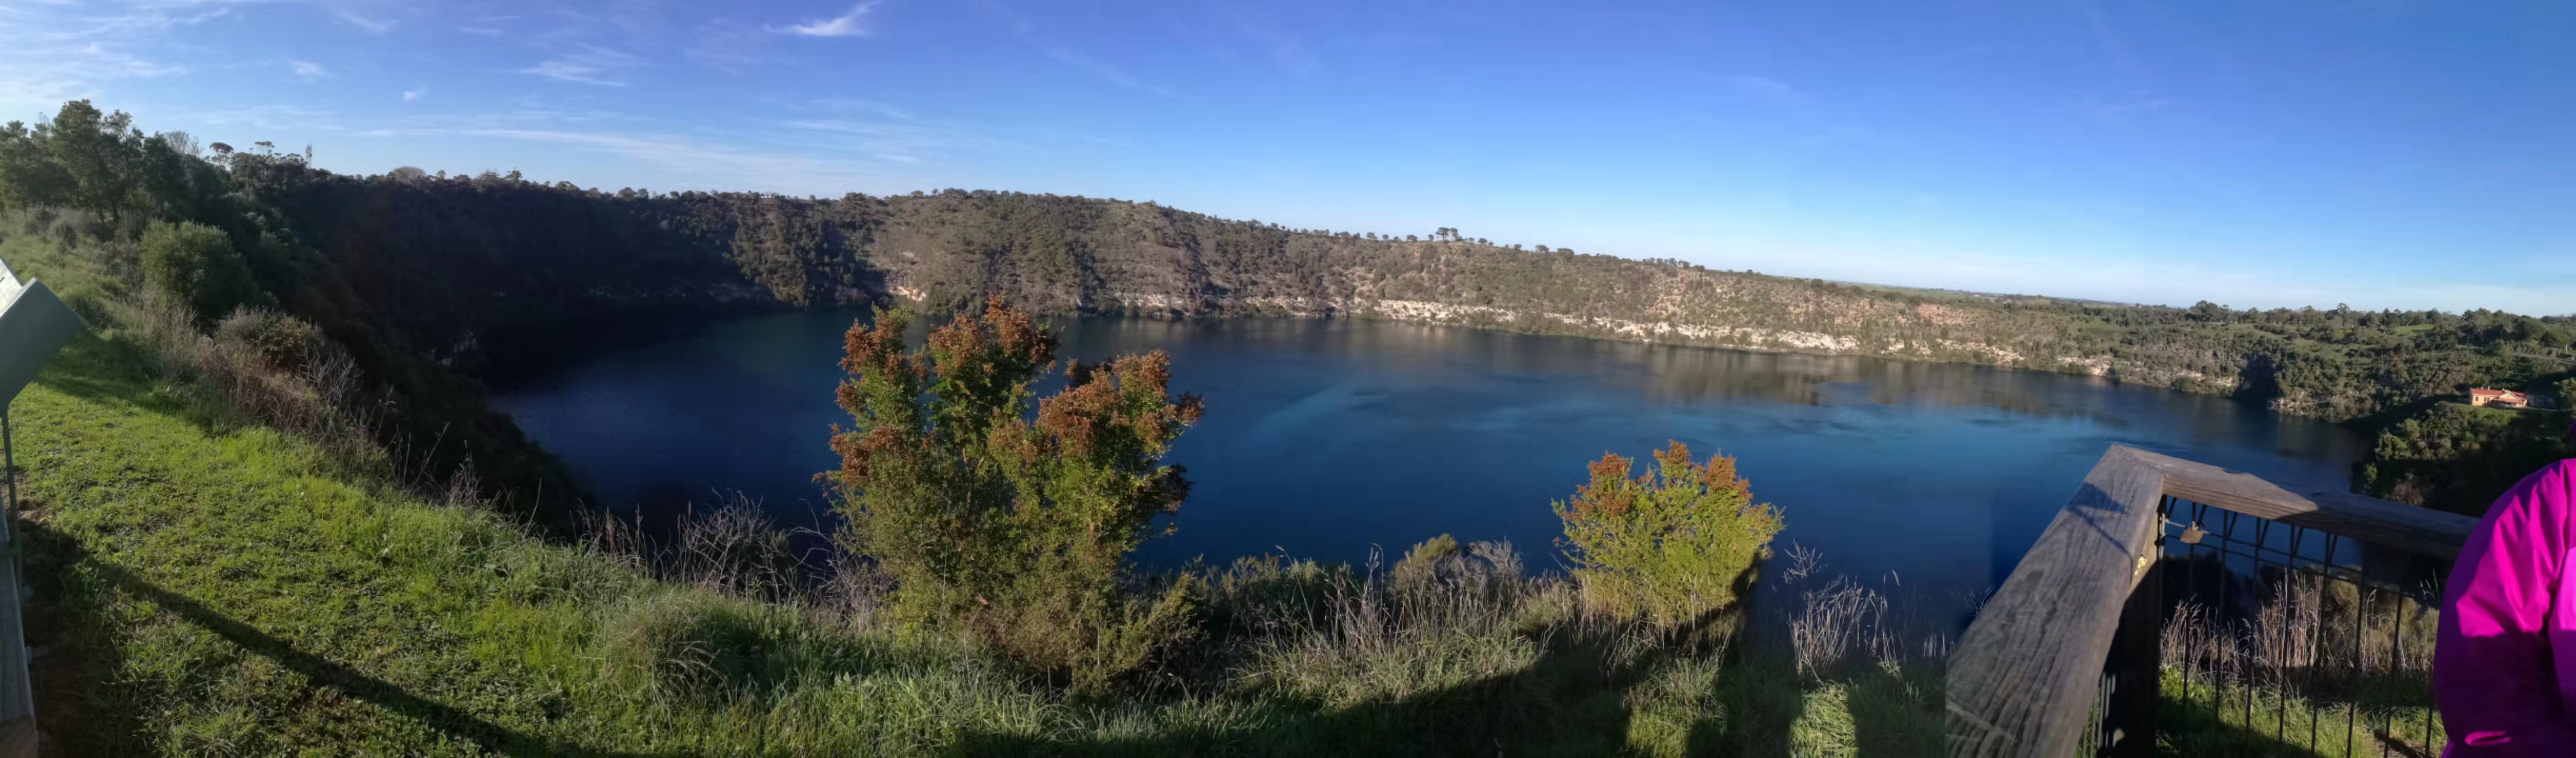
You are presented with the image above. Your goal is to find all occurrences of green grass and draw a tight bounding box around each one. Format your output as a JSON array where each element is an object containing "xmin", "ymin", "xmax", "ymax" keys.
[
  {"xmin": 2155, "ymin": 669, "xmax": 2443, "ymax": 757},
  {"xmin": 9, "ymin": 326, "xmax": 1939, "ymax": 756}
]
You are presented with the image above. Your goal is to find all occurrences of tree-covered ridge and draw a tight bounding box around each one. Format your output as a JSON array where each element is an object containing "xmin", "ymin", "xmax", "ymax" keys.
[
  {"xmin": 315, "ymin": 162, "xmax": 2576, "ymax": 417},
  {"xmin": 4, "ymin": 100, "xmax": 2572, "ymax": 513},
  {"xmin": 246, "ymin": 170, "xmax": 2576, "ymax": 419},
  {"xmin": 18, "ymin": 101, "xmax": 2569, "ymax": 419}
]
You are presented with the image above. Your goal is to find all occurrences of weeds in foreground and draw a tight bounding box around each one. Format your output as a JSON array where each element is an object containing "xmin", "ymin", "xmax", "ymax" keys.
[
  {"xmin": 2154, "ymin": 558, "xmax": 2445, "ymax": 757},
  {"xmin": 18, "ymin": 386, "xmax": 1948, "ymax": 755},
  {"xmin": 8, "ymin": 215, "xmax": 1949, "ymax": 754}
]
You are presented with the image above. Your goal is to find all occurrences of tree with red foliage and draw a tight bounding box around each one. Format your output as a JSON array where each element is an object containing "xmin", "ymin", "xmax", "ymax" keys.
[
  {"xmin": 824, "ymin": 298, "xmax": 1203, "ymax": 690},
  {"xmin": 1555, "ymin": 441, "xmax": 1783, "ymax": 626}
]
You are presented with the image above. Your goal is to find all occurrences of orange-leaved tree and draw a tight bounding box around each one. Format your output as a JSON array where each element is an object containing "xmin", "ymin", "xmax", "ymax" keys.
[
  {"xmin": 1554, "ymin": 441, "xmax": 1783, "ymax": 626},
  {"xmin": 824, "ymin": 297, "xmax": 1204, "ymax": 690}
]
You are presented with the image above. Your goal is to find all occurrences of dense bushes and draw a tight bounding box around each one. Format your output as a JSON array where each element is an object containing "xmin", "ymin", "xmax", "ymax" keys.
[
  {"xmin": 139, "ymin": 219, "xmax": 257, "ymax": 326},
  {"xmin": 12, "ymin": 97, "xmax": 2575, "ymax": 538},
  {"xmin": 825, "ymin": 298, "xmax": 1203, "ymax": 689},
  {"xmin": 1555, "ymin": 441, "xmax": 1784, "ymax": 625},
  {"xmin": 2361, "ymin": 403, "xmax": 2575, "ymax": 516}
]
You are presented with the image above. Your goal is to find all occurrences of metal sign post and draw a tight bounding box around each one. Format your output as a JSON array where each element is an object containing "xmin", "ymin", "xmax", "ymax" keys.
[{"xmin": 0, "ymin": 259, "xmax": 85, "ymax": 747}]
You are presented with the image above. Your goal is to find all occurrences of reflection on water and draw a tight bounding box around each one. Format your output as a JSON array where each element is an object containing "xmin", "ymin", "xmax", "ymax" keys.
[{"xmin": 488, "ymin": 313, "xmax": 2363, "ymax": 610}]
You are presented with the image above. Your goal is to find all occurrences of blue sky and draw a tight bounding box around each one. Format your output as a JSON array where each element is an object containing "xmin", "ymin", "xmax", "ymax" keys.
[{"xmin": 4, "ymin": 0, "xmax": 2571, "ymax": 314}]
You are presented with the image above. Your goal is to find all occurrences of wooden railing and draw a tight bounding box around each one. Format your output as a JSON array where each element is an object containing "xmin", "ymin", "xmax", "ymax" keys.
[{"xmin": 1944, "ymin": 445, "xmax": 2479, "ymax": 757}]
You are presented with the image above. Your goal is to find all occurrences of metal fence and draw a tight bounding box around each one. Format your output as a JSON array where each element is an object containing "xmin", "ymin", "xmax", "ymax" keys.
[
  {"xmin": 2139, "ymin": 496, "xmax": 2447, "ymax": 757},
  {"xmin": 1944, "ymin": 445, "xmax": 2476, "ymax": 758}
]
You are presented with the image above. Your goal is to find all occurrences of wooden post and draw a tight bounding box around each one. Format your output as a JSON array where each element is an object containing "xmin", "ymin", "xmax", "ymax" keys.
[
  {"xmin": 1948, "ymin": 445, "xmax": 2476, "ymax": 757},
  {"xmin": 2102, "ymin": 518, "xmax": 2161, "ymax": 758},
  {"xmin": 2130, "ymin": 449, "xmax": 2476, "ymax": 559},
  {"xmin": 1946, "ymin": 446, "xmax": 2167, "ymax": 758}
]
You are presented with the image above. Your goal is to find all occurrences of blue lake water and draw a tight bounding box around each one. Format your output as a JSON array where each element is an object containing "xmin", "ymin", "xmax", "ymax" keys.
[{"xmin": 485, "ymin": 312, "xmax": 2364, "ymax": 605}]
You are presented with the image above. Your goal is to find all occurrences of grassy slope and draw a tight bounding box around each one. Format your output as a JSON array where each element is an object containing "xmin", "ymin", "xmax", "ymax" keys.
[
  {"xmin": 2156, "ymin": 670, "xmax": 2443, "ymax": 757},
  {"xmin": 18, "ymin": 334, "xmax": 1041, "ymax": 756},
  {"xmin": 11, "ymin": 330, "xmax": 1936, "ymax": 756}
]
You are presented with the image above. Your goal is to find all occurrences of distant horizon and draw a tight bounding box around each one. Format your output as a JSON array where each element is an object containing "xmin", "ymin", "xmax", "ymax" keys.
[
  {"xmin": 60, "ymin": 126, "xmax": 2576, "ymax": 319},
  {"xmin": 8, "ymin": 0, "xmax": 2570, "ymax": 316}
]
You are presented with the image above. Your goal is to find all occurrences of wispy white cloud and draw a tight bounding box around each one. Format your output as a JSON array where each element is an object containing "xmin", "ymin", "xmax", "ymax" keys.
[
  {"xmin": 804, "ymin": 97, "xmax": 916, "ymax": 120},
  {"xmin": 351, "ymin": 124, "xmax": 922, "ymax": 195},
  {"xmin": 689, "ymin": 17, "xmax": 787, "ymax": 73},
  {"xmin": 1039, "ymin": 47, "xmax": 1174, "ymax": 96},
  {"xmin": 1718, "ymin": 74, "xmax": 1796, "ymax": 98},
  {"xmin": 171, "ymin": 104, "xmax": 340, "ymax": 131},
  {"xmin": 519, "ymin": 44, "xmax": 644, "ymax": 86},
  {"xmin": 985, "ymin": 1, "xmax": 1175, "ymax": 96},
  {"xmin": 0, "ymin": 2, "xmax": 231, "ymax": 111},
  {"xmin": 1707, "ymin": 230, "xmax": 2576, "ymax": 315},
  {"xmin": 1033, "ymin": 126, "xmax": 1136, "ymax": 150},
  {"xmin": 334, "ymin": 9, "xmax": 397, "ymax": 34},
  {"xmin": 1709, "ymin": 72, "xmax": 1873, "ymax": 146},
  {"xmin": 288, "ymin": 59, "xmax": 330, "ymax": 81},
  {"xmin": 2078, "ymin": 92, "xmax": 2175, "ymax": 120},
  {"xmin": 76, "ymin": 41, "xmax": 187, "ymax": 78},
  {"xmin": 451, "ymin": 12, "xmax": 517, "ymax": 37},
  {"xmin": 777, "ymin": 118, "xmax": 1024, "ymax": 157},
  {"xmin": 402, "ymin": 85, "xmax": 427, "ymax": 102},
  {"xmin": 365, "ymin": 103, "xmax": 638, "ymax": 132},
  {"xmin": 2070, "ymin": 0, "xmax": 2146, "ymax": 80},
  {"xmin": 774, "ymin": 1, "xmax": 881, "ymax": 38}
]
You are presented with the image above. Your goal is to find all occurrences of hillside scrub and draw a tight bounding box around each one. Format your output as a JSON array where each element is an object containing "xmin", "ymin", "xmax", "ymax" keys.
[
  {"xmin": 8, "ymin": 334, "xmax": 1945, "ymax": 753},
  {"xmin": 825, "ymin": 299, "xmax": 1203, "ymax": 691},
  {"xmin": 2, "ymin": 205, "xmax": 1948, "ymax": 752},
  {"xmin": 7, "ymin": 98, "xmax": 2575, "ymax": 525},
  {"xmin": 138, "ymin": 219, "xmax": 258, "ymax": 327},
  {"xmin": 2360, "ymin": 402, "xmax": 2575, "ymax": 516},
  {"xmin": 1556, "ymin": 443, "xmax": 1784, "ymax": 627}
]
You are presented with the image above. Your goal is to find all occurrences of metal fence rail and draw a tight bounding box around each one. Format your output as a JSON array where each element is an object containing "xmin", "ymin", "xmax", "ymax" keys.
[
  {"xmin": 2153, "ymin": 495, "xmax": 2446, "ymax": 757},
  {"xmin": 1945, "ymin": 445, "xmax": 2478, "ymax": 758}
]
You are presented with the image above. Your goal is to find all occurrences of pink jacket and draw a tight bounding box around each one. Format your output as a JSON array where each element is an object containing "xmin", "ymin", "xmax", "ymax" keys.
[{"xmin": 2438, "ymin": 457, "xmax": 2576, "ymax": 756}]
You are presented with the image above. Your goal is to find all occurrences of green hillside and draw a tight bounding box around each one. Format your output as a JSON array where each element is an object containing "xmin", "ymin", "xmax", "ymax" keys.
[
  {"xmin": 10, "ymin": 330, "xmax": 1935, "ymax": 755},
  {"xmin": 0, "ymin": 96, "xmax": 2563, "ymax": 754},
  {"xmin": 9, "ymin": 100, "xmax": 2573, "ymax": 523}
]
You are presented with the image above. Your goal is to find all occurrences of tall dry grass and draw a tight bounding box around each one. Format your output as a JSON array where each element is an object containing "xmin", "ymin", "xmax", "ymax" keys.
[
  {"xmin": 2156, "ymin": 562, "xmax": 2447, "ymax": 754},
  {"xmin": 2159, "ymin": 569, "xmax": 2439, "ymax": 695}
]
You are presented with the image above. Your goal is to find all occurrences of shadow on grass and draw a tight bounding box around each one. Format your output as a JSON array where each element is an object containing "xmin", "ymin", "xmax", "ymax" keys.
[
  {"xmin": 18, "ymin": 519, "xmax": 670, "ymax": 758},
  {"xmin": 953, "ymin": 605, "xmax": 1737, "ymax": 757},
  {"xmin": 957, "ymin": 567, "xmax": 1940, "ymax": 757},
  {"xmin": 2156, "ymin": 691, "xmax": 2336, "ymax": 758},
  {"xmin": 2147, "ymin": 554, "xmax": 2450, "ymax": 757},
  {"xmin": 27, "ymin": 331, "xmax": 229, "ymax": 430}
]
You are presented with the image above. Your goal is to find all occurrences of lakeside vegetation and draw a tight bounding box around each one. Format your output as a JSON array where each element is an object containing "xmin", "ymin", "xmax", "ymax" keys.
[
  {"xmin": 0, "ymin": 100, "xmax": 1955, "ymax": 754},
  {"xmin": 0, "ymin": 98, "xmax": 2564, "ymax": 753},
  {"xmin": 7, "ymin": 99, "xmax": 2571, "ymax": 520},
  {"xmin": 9, "ymin": 286, "xmax": 1944, "ymax": 754}
]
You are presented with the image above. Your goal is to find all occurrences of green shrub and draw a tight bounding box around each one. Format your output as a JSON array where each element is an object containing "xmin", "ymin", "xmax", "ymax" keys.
[
  {"xmin": 213, "ymin": 307, "xmax": 328, "ymax": 371},
  {"xmin": 1554, "ymin": 441, "xmax": 1783, "ymax": 626},
  {"xmin": 139, "ymin": 219, "xmax": 257, "ymax": 327},
  {"xmin": 825, "ymin": 297, "xmax": 1205, "ymax": 691},
  {"xmin": 1205, "ymin": 555, "xmax": 1347, "ymax": 632},
  {"xmin": 599, "ymin": 592, "xmax": 795, "ymax": 705},
  {"xmin": 1390, "ymin": 533, "xmax": 1461, "ymax": 591}
]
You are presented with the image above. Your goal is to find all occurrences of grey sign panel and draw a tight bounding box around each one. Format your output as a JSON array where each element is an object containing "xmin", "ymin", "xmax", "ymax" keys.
[
  {"xmin": 0, "ymin": 279, "xmax": 80, "ymax": 407},
  {"xmin": 0, "ymin": 266, "xmax": 75, "ymax": 731}
]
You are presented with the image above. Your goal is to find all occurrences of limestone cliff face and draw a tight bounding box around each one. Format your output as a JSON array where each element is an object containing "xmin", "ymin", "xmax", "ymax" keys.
[{"xmin": 277, "ymin": 183, "xmax": 2255, "ymax": 416}]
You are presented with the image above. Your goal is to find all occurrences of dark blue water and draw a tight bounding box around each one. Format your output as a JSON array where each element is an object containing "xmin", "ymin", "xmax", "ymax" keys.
[{"xmin": 485, "ymin": 311, "xmax": 2363, "ymax": 603}]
